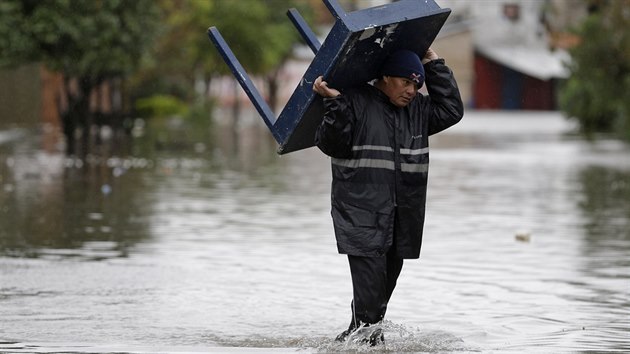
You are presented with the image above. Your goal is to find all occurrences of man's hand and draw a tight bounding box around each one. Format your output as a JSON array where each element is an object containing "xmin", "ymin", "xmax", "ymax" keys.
[
  {"xmin": 422, "ymin": 48, "xmax": 439, "ymax": 64},
  {"xmin": 313, "ymin": 76, "xmax": 341, "ymax": 98}
]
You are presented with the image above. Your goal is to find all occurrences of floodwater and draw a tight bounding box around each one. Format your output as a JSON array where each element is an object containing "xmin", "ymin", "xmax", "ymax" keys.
[{"xmin": 1, "ymin": 111, "xmax": 629, "ymax": 353}]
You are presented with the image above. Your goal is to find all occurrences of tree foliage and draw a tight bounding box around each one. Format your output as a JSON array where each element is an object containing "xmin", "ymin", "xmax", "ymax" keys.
[
  {"xmin": 0, "ymin": 0, "xmax": 315, "ymax": 152},
  {"xmin": 211, "ymin": 0, "xmax": 313, "ymax": 112},
  {"xmin": 0, "ymin": 0, "xmax": 160, "ymax": 81},
  {"xmin": 559, "ymin": 0, "xmax": 630, "ymax": 140},
  {"xmin": 143, "ymin": 0, "xmax": 313, "ymax": 106},
  {"xmin": 0, "ymin": 0, "xmax": 162, "ymax": 154}
]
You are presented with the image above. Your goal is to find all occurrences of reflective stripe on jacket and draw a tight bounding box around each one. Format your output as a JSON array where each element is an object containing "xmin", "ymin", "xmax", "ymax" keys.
[{"xmin": 315, "ymin": 59, "xmax": 464, "ymax": 259}]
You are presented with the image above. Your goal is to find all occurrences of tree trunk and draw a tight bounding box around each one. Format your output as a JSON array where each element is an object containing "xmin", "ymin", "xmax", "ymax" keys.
[
  {"xmin": 204, "ymin": 73, "xmax": 213, "ymax": 101},
  {"xmin": 266, "ymin": 68, "xmax": 281, "ymax": 114},
  {"xmin": 61, "ymin": 77, "xmax": 77, "ymax": 155},
  {"xmin": 78, "ymin": 77, "xmax": 94, "ymax": 157},
  {"xmin": 231, "ymin": 79, "xmax": 241, "ymax": 154},
  {"xmin": 60, "ymin": 76, "xmax": 93, "ymax": 156}
]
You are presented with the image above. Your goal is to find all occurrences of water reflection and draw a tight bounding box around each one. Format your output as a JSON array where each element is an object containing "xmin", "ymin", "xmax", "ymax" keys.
[
  {"xmin": 0, "ymin": 146, "xmax": 151, "ymax": 259},
  {"xmin": 578, "ymin": 165, "xmax": 630, "ymax": 241},
  {"xmin": 1, "ymin": 111, "xmax": 629, "ymax": 353},
  {"xmin": 575, "ymin": 165, "xmax": 630, "ymax": 351}
]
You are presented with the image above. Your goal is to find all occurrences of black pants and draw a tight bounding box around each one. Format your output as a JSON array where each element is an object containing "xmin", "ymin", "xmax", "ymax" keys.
[{"xmin": 347, "ymin": 245, "xmax": 404, "ymax": 328}]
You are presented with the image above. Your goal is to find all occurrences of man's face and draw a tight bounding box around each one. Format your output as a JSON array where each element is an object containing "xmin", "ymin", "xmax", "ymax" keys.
[{"xmin": 381, "ymin": 76, "xmax": 419, "ymax": 107}]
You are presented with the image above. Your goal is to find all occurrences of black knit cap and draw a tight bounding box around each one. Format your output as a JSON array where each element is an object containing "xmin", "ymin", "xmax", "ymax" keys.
[{"xmin": 379, "ymin": 49, "xmax": 425, "ymax": 86}]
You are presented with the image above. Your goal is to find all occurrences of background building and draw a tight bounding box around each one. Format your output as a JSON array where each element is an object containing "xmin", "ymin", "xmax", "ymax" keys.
[{"xmin": 437, "ymin": 0, "xmax": 587, "ymax": 110}]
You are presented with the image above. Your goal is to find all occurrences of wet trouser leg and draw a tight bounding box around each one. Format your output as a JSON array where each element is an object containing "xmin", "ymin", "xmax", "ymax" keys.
[{"xmin": 347, "ymin": 246, "xmax": 404, "ymax": 328}]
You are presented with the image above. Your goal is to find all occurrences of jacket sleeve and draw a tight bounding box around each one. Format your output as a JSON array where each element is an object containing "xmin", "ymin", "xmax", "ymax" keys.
[
  {"xmin": 315, "ymin": 95, "xmax": 354, "ymax": 158},
  {"xmin": 424, "ymin": 58, "xmax": 464, "ymax": 135}
]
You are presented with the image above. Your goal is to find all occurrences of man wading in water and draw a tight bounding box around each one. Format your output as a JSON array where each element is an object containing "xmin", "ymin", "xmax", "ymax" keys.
[{"xmin": 313, "ymin": 48, "xmax": 464, "ymax": 346}]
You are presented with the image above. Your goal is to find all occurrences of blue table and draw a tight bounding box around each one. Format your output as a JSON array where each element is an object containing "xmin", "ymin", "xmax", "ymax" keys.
[{"xmin": 208, "ymin": 0, "xmax": 451, "ymax": 154}]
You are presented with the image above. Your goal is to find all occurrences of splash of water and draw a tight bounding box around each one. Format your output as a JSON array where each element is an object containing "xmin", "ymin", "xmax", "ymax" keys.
[{"xmin": 309, "ymin": 321, "xmax": 474, "ymax": 353}]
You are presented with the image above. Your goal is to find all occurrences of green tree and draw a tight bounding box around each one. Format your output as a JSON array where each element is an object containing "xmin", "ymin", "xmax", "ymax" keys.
[
  {"xmin": 0, "ymin": 0, "xmax": 161, "ymax": 154},
  {"xmin": 262, "ymin": 0, "xmax": 314, "ymax": 113},
  {"xmin": 147, "ymin": 0, "xmax": 313, "ymax": 115},
  {"xmin": 559, "ymin": 0, "xmax": 630, "ymax": 140},
  {"xmin": 134, "ymin": 0, "xmax": 221, "ymax": 101},
  {"xmin": 212, "ymin": 0, "xmax": 314, "ymax": 120}
]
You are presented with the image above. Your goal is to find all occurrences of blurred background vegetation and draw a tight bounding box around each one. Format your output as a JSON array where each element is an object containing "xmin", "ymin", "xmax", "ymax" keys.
[
  {"xmin": 0, "ymin": 0, "xmax": 628, "ymax": 156},
  {"xmin": 558, "ymin": 0, "xmax": 630, "ymax": 141},
  {"xmin": 0, "ymin": 0, "xmax": 316, "ymax": 155}
]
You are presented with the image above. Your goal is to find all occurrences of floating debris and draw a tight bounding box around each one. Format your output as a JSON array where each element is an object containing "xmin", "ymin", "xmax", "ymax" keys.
[{"xmin": 515, "ymin": 230, "xmax": 531, "ymax": 242}]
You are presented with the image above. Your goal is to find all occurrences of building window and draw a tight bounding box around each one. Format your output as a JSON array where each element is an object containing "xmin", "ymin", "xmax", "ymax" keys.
[{"xmin": 503, "ymin": 4, "xmax": 520, "ymax": 22}]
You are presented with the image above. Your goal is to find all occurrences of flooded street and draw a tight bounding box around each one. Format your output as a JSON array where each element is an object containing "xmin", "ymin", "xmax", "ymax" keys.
[{"xmin": 1, "ymin": 111, "xmax": 629, "ymax": 353}]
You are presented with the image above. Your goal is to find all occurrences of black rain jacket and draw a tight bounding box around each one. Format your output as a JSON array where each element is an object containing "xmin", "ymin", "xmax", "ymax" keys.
[{"xmin": 315, "ymin": 59, "xmax": 464, "ymax": 259}]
